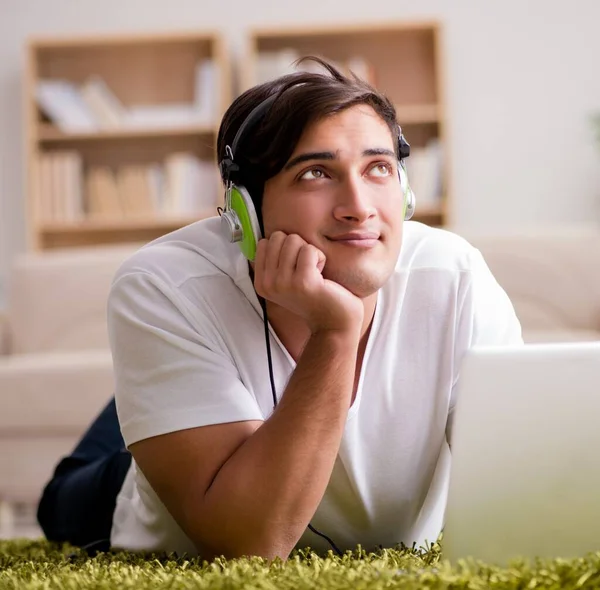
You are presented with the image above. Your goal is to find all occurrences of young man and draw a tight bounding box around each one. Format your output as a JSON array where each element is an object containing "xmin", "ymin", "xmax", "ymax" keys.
[{"xmin": 37, "ymin": 58, "xmax": 522, "ymax": 560}]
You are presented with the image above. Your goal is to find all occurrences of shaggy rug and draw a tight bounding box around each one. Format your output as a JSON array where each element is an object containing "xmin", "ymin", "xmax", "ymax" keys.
[{"xmin": 2, "ymin": 538, "xmax": 600, "ymax": 589}]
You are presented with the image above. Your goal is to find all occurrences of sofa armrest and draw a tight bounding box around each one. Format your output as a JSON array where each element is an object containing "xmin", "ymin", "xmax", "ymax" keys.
[
  {"xmin": 0, "ymin": 349, "xmax": 116, "ymax": 502},
  {"xmin": 0, "ymin": 349, "xmax": 115, "ymax": 432}
]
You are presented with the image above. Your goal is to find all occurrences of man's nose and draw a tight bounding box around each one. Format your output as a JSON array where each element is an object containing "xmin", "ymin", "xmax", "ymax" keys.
[{"xmin": 332, "ymin": 175, "xmax": 376, "ymax": 223}]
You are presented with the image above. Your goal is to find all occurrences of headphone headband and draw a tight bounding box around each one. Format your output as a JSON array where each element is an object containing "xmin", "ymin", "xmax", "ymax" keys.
[
  {"xmin": 398, "ymin": 132, "xmax": 410, "ymax": 159},
  {"xmin": 231, "ymin": 94, "xmax": 278, "ymax": 157},
  {"xmin": 220, "ymin": 93, "xmax": 279, "ymax": 183}
]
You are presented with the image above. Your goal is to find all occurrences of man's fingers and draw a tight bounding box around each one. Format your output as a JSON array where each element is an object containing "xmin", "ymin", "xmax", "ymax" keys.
[
  {"xmin": 277, "ymin": 235, "xmax": 305, "ymax": 283},
  {"xmin": 265, "ymin": 231, "xmax": 286, "ymax": 271},
  {"xmin": 316, "ymin": 249, "xmax": 326, "ymax": 273},
  {"xmin": 255, "ymin": 232, "xmax": 325, "ymax": 300},
  {"xmin": 296, "ymin": 244, "xmax": 325, "ymax": 280}
]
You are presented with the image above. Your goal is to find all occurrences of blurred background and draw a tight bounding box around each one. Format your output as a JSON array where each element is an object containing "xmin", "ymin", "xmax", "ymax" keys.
[{"xmin": 0, "ymin": 0, "xmax": 599, "ymax": 539}]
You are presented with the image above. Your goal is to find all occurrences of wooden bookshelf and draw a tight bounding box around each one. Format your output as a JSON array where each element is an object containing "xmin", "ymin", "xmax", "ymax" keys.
[
  {"xmin": 37, "ymin": 123, "xmax": 217, "ymax": 142},
  {"xmin": 25, "ymin": 31, "xmax": 231, "ymax": 250},
  {"xmin": 242, "ymin": 21, "xmax": 450, "ymax": 227},
  {"xmin": 39, "ymin": 214, "xmax": 209, "ymax": 250}
]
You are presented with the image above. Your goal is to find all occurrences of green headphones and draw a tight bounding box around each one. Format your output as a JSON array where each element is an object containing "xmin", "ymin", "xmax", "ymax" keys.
[{"xmin": 218, "ymin": 94, "xmax": 416, "ymax": 261}]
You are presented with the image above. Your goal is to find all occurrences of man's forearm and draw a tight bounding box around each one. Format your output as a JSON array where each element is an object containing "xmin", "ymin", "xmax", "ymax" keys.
[{"xmin": 200, "ymin": 328, "xmax": 359, "ymax": 559}]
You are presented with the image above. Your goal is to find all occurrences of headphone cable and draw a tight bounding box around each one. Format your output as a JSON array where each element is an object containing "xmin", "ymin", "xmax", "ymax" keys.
[{"xmin": 258, "ymin": 296, "xmax": 343, "ymax": 556}]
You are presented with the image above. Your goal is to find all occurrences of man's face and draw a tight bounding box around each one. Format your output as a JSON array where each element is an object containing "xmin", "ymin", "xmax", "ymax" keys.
[{"xmin": 262, "ymin": 104, "xmax": 405, "ymax": 298}]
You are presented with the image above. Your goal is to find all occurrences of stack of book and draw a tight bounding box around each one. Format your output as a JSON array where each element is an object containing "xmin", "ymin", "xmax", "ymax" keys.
[
  {"xmin": 35, "ymin": 59, "xmax": 218, "ymax": 132},
  {"xmin": 35, "ymin": 152, "xmax": 219, "ymax": 224},
  {"xmin": 34, "ymin": 151, "xmax": 84, "ymax": 222}
]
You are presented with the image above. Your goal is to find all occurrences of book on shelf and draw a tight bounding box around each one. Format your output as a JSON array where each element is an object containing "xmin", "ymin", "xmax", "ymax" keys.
[
  {"xmin": 116, "ymin": 166, "xmax": 155, "ymax": 217},
  {"xmin": 79, "ymin": 76, "xmax": 127, "ymax": 129},
  {"xmin": 86, "ymin": 167, "xmax": 122, "ymax": 218},
  {"xmin": 35, "ymin": 59, "xmax": 219, "ymax": 133},
  {"xmin": 36, "ymin": 81, "xmax": 98, "ymax": 132},
  {"xmin": 35, "ymin": 151, "xmax": 84, "ymax": 222},
  {"xmin": 163, "ymin": 153, "xmax": 219, "ymax": 216},
  {"xmin": 36, "ymin": 152, "xmax": 219, "ymax": 225}
]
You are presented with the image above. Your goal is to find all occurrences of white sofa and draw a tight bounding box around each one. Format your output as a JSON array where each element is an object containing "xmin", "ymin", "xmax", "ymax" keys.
[
  {"xmin": 465, "ymin": 227, "xmax": 600, "ymax": 343},
  {"xmin": 0, "ymin": 226, "xmax": 598, "ymax": 537},
  {"xmin": 0, "ymin": 244, "xmax": 139, "ymax": 537}
]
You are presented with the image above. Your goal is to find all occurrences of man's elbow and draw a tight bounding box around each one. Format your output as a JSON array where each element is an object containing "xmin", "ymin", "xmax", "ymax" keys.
[{"xmin": 194, "ymin": 526, "xmax": 297, "ymax": 562}]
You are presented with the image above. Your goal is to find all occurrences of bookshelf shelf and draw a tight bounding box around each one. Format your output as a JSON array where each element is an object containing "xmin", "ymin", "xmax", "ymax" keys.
[
  {"xmin": 26, "ymin": 31, "xmax": 231, "ymax": 250},
  {"xmin": 40, "ymin": 213, "xmax": 214, "ymax": 234},
  {"xmin": 37, "ymin": 123, "xmax": 217, "ymax": 143},
  {"xmin": 243, "ymin": 21, "xmax": 450, "ymax": 227},
  {"xmin": 38, "ymin": 212, "xmax": 218, "ymax": 250}
]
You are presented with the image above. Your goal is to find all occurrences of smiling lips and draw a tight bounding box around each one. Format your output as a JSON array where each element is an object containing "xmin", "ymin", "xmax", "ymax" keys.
[{"xmin": 327, "ymin": 232, "xmax": 381, "ymax": 248}]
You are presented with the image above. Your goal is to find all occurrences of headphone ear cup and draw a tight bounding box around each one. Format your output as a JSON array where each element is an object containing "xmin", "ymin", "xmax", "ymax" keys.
[
  {"xmin": 404, "ymin": 187, "xmax": 415, "ymax": 221},
  {"xmin": 398, "ymin": 161, "xmax": 416, "ymax": 221},
  {"xmin": 223, "ymin": 184, "xmax": 262, "ymax": 261}
]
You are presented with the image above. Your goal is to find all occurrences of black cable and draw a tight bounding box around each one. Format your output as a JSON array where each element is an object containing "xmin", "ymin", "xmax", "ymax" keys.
[
  {"xmin": 307, "ymin": 524, "xmax": 343, "ymax": 556},
  {"xmin": 67, "ymin": 538, "xmax": 111, "ymax": 560},
  {"xmin": 259, "ymin": 296, "xmax": 278, "ymax": 408},
  {"xmin": 259, "ymin": 295, "xmax": 343, "ymax": 557}
]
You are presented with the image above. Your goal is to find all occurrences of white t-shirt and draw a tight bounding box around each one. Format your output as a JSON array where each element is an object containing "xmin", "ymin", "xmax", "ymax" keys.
[{"xmin": 107, "ymin": 217, "xmax": 523, "ymax": 556}]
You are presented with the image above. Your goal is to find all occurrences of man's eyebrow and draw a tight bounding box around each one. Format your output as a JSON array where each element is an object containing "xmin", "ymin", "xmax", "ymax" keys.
[
  {"xmin": 363, "ymin": 148, "xmax": 396, "ymax": 158},
  {"xmin": 284, "ymin": 152, "xmax": 336, "ymax": 171},
  {"xmin": 283, "ymin": 147, "xmax": 396, "ymax": 171}
]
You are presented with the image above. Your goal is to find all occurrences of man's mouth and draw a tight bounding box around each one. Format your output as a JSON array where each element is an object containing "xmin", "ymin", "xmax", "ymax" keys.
[{"xmin": 327, "ymin": 232, "xmax": 381, "ymax": 248}]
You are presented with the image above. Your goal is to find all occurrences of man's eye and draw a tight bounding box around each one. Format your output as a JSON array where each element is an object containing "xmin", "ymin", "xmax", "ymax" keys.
[
  {"xmin": 369, "ymin": 163, "xmax": 393, "ymax": 177},
  {"xmin": 299, "ymin": 168, "xmax": 327, "ymax": 181}
]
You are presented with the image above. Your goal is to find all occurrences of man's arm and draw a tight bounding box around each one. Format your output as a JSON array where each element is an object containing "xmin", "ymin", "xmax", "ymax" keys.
[
  {"xmin": 117, "ymin": 232, "xmax": 364, "ymax": 561},
  {"xmin": 131, "ymin": 327, "xmax": 358, "ymax": 561}
]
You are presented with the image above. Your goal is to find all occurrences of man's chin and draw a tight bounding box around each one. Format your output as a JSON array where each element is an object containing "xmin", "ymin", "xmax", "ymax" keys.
[{"xmin": 323, "ymin": 266, "xmax": 389, "ymax": 299}]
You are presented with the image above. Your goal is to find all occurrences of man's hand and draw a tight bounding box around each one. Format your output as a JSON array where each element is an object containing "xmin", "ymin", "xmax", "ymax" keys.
[{"xmin": 253, "ymin": 231, "xmax": 364, "ymax": 334}]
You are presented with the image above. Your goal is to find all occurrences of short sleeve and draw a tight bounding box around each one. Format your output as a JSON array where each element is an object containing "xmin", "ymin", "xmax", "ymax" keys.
[
  {"xmin": 107, "ymin": 271, "xmax": 264, "ymax": 448},
  {"xmin": 446, "ymin": 248, "xmax": 524, "ymax": 443}
]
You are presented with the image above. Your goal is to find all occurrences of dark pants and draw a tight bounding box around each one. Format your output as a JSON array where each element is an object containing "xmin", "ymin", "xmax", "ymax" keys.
[{"xmin": 37, "ymin": 397, "xmax": 131, "ymax": 550}]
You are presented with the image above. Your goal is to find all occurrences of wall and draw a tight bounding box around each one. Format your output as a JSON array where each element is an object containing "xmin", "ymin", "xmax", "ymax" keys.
[{"xmin": 1, "ymin": 0, "xmax": 599, "ymax": 305}]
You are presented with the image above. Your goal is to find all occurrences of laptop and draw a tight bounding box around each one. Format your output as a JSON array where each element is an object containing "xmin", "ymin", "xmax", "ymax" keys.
[{"xmin": 443, "ymin": 341, "xmax": 600, "ymax": 565}]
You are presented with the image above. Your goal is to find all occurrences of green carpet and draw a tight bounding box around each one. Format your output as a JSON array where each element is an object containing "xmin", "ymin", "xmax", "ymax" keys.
[{"xmin": 2, "ymin": 538, "xmax": 600, "ymax": 589}]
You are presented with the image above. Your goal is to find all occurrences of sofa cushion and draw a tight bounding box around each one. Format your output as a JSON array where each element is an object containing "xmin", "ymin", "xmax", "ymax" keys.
[
  {"xmin": 462, "ymin": 228, "xmax": 600, "ymax": 334},
  {"xmin": 0, "ymin": 349, "xmax": 115, "ymax": 504},
  {"xmin": 7, "ymin": 245, "xmax": 139, "ymax": 354}
]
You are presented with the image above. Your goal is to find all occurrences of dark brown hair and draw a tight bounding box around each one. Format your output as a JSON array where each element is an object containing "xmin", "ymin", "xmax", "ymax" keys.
[{"xmin": 216, "ymin": 56, "xmax": 399, "ymax": 214}]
